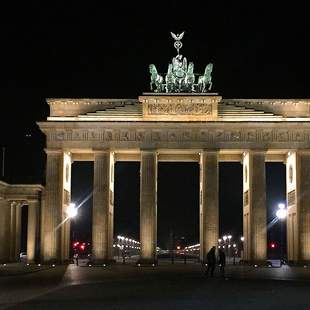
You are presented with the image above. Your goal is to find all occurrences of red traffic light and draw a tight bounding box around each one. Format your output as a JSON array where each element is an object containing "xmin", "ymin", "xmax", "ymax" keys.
[{"xmin": 270, "ymin": 242, "xmax": 276, "ymax": 248}]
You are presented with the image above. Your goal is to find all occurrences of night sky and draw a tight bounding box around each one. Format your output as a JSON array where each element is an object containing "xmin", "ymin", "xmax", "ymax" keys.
[{"xmin": 1, "ymin": 2, "xmax": 308, "ymax": 252}]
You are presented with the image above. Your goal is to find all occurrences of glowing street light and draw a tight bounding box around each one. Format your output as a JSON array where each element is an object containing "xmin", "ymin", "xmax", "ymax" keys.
[
  {"xmin": 223, "ymin": 235, "xmax": 227, "ymax": 242},
  {"xmin": 66, "ymin": 203, "xmax": 77, "ymax": 218},
  {"xmin": 276, "ymin": 203, "xmax": 287, "ymax": 220},
  {"xmin": 240, "ymin": 236, "xmax": 244, "ymax": 242}
]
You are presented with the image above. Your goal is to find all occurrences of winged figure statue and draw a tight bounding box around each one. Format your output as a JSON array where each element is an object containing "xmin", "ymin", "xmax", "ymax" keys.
[{"xmin": 170, "ymin": 32, "xmax": 185, "ymax": 41}]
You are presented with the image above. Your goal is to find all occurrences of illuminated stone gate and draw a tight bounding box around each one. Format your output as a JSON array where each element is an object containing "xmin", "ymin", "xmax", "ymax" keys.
[
  {"xmin": 1, "ymin": 32, "xmax": 310, "ymax": 265},
  {"xmin": 37, "ymin": 94, "xmax": 310, "ymax": 264}
]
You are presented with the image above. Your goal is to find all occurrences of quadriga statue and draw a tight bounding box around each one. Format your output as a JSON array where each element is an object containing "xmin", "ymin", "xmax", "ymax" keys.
[
  {"xmin": 184, "ymin": 62, "xmax": 195, "ymax": 92},
  {"xmin": 165, "ymin": 64, "xmax": 176, "ymax": 93},
  {"xmin": 149, "ymin": 64, "xmax": 163, "ymax": 92},
  {"xmin": 197, "ymin": 63, "xmax": 213, "ymax": 92}
]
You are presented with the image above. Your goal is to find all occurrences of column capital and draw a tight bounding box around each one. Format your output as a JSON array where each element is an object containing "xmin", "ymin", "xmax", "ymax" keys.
[
  {"xmin": 44, "ymin": 148, "xmax": 63, "ymax": 155},
  {"xmin": 27, "ymin": 199, "xmax": 40, "ymax": 204},
  {"xmin": 140, "ymin": 148, "xmax": 158, "ymax": 153},
  {"xmin": 8, "ymin": 200, "xmax": 25, "ymax": 207},
  {"xmin": 93, "ymin": 148, "xmax": 111, "ymax": 154},
  {"xmin": 244, "ymin": 149, "xmax": 267, "ymax": 155},
  {"xmin": 200, "ymin": 149, "xmax": 219, "ymax": 154},
  {"xmin": 296, "ymin": 149, "xmax": 310, "ymax": 155}
]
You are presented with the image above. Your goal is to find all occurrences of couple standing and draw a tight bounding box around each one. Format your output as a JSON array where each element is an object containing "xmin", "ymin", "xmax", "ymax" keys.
[{"xmin": 205, "ymin": 246, "xmax": 226, "ymax": 277}]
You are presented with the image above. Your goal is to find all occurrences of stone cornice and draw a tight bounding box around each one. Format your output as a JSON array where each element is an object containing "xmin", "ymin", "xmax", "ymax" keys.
[{"xmin": 0, "ymin": 181, "xmax": 44, "ymax": 201}]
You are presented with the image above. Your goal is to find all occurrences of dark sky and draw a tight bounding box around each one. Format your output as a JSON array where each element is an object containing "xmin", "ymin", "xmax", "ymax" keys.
[{"xmin": 0, "ymin": 2, "xmax": 306, "ymax": 250}]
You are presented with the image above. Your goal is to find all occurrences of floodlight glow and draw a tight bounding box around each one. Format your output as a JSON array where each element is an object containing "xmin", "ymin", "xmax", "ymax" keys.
[
  {"xmin": 276, "ymin": 208, "xmax": 287, "ymax": 219},
  {"xmin": 66, "ymin": 203, "xmax": 77, "ymax": 218},
  {"xmin": 278, "ymin": 203, "xmax": 285, "ymax": 209}
]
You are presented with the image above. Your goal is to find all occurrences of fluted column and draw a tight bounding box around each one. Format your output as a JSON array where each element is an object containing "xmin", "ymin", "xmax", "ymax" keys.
[
  {"xmin": 243, "ymin": 151, "xmax": 267, "ymax": 263},
  {"xmin": 41, "ymin": 150, "xmax": 72, "ymax": 263},
  {"xmin": 92, "ymin": 150, "xmax": 114, "ymax": 263},
  {"xmin": 0, "ymin": 199, "xmax": 10, "ymax": 262},
  {"xmin": 199, "ymin": 150, "xmax": 219, "ymax": 263},
  {"xmin": 42, "ymin": 150, "xmax": 63, "ymax": 263},
  {"xmin": 9, "ymin": 201, "xmax": 22, "ymax": 262},
  {"xmin": 27, "ymin": 200, "xmax": 40, "ymax": 262},
  {"xmin": 138, "ymin": 150, "xmax": 157, "ymax": 265},
  {"xmin": 286, "ymin": 150, "xmax": 310, "ymax": 264}
]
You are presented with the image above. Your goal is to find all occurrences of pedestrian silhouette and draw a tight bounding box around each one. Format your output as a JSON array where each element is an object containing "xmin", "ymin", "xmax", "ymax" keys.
[
  {"xmin": 205, "ymin": 246, "xmax": 216, "ymax": 277},
  {"xmin": 218, "ymin": 249, "xmax": 226, "ymax": 277},
  {"xmin": 74, "ymin": 253, "xmax": 79, "ymax": 266}
]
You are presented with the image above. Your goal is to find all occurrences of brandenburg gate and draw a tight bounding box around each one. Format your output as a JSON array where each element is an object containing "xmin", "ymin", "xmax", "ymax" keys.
[{"xmin": 1, "ymin": 32, "xmax": 310, "ymax": 265}]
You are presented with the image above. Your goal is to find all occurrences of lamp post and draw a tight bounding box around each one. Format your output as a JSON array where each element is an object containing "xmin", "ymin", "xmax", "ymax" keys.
[
  {"xmin": 276, "ymin": 203, "xmax": 287, "ymax": 264},
  {"xmin": 240, "ymin": 236, "xmax": 244, "ymax": 262},
  {"xmin": 227, "ymin": 235, "xmax": 232, "ymax": 261},
  {"xmin": 222, "ymin": 235, "xmax": 227, "ymax": 257}
]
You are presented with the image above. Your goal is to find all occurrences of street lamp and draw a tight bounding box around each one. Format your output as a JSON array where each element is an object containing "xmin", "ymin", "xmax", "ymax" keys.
[
  {"xmin": 276, "ymin": 203, "xmax": 287, "ymax": 220},
  {"xmin": 66, "ymin": 203, "xmax": 77, "ymax": 218},
  {"xmin": 276, "ymin": 203, "xmax": 287, "ymax": 264}
]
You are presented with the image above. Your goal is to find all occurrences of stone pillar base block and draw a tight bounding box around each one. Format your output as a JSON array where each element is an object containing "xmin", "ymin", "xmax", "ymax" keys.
[
  {"xmin": 200, "ymin": 260, "xmax": 210, "ymax": 266},
  {"xmin": 90, "ymin": 259, "xmax": 116, "ymax": 266},
  {"xmin": 136, "ymin": 258, "xmax": 158, "ymax": 266},
  {"xmin": 250, "ymin": 260, "xmax": 270, "ymax": 267}
]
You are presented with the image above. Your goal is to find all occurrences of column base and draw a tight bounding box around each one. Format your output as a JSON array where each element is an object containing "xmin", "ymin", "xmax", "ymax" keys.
[
  {"xmin": 200, "ymin": 260, "xmax": 209, "ymax": 266},
  {"xmin": 287, "ymin": 260, "xmax": 310, "ymax": 267},
  {"xmin": 40, "ymin": 258, "xmax": 64, "ymax": 265},
  {"xmin": 247, "ymin": 260, "xmax": 269, "ymax": 267},
  {"xmin": 136, "ymin": 258, "xmax": 158, "ymax": 266},
  {"xmin": 90, "ymin": 259, "xmax": 116, "ymax": 266}
]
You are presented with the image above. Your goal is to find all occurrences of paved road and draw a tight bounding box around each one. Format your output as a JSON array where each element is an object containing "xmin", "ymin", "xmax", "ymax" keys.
[{"xmin": 1, "ymin": 263, "xmax": 310, "ymax": 309}]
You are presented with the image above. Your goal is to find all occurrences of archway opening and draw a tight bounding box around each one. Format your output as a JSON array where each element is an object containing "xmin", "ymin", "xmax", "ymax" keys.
[
  {"xmin": 266, "ymin": 162, "xmax": 286, "ymax": 262},
  {"xmin": 70, "ymin": 162, "xmax": 94, "ymax": 261},
  {"xmin": 157, "ymin": 162, "xmax": 199, "ymax": 262},
  {"xmin": 114, "ymin": 162, "xmax": 140, "ymax": 263},
  {"xmin": 20, "ymin": 205, "xmax": 28, "ymax": 255},
  {"xmin": 219, "ymin": 162, "xmax": 243, "ymax": 264}
]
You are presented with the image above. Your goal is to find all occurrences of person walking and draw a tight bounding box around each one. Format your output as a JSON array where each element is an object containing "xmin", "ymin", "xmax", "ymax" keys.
[
  {"xmin": 205, "ymin": 246, "xmax": 216, "ymax": 277},
  {"xmin": 218, "ymin": 248, "xmax": 226, "ymax": 277},
  {"xmin": 74, "ymin": 253, "xmax": 79, "ymax": 266}
]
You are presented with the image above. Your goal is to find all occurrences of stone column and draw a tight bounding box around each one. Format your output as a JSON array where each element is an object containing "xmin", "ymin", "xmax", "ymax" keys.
[
  {"xmin": 41, "ymin": 150, "xmax": 72, "ymax": 263},
  {"xmin": 199, "ymin": 150, "xmax": 219, "ymax": 263},
  {"xmin": 42, "ymin": 150, "xmax": 63, "ymax": 263},
  {"xmin": 138, "ymin": 150, "xmax": 157, "ymax": 265},
  {"xmin": 0, "ymin": 199, "xmax": 10, "ymax": 263},
  {"xmin": 243, "ymin": 151, "xmax": 267, "ymax": 263},
  {"xmin": 27, "ymin": 200, "xmax": 39, "ymax": 262},
  {"xmin": 61, "ymin": 152, "xmax": 72, "ymax": 262},
  {"xmin": 15, "ymin": 203, "xmax": 22, "ymax": 260},
  {"xmin": 286, "ymin": 151, "xmax": 310, "ymax": 264},
  {"xmin": 9, "ymin": 201, "xmax": 17, "ymax": 261},
  {"xmin": 92, "ymin": 150, "xmax": 114, "ymax": 264},
  {"xmin": 9, "ymin": 201, "xmax": 22, "ymax": 262}
]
